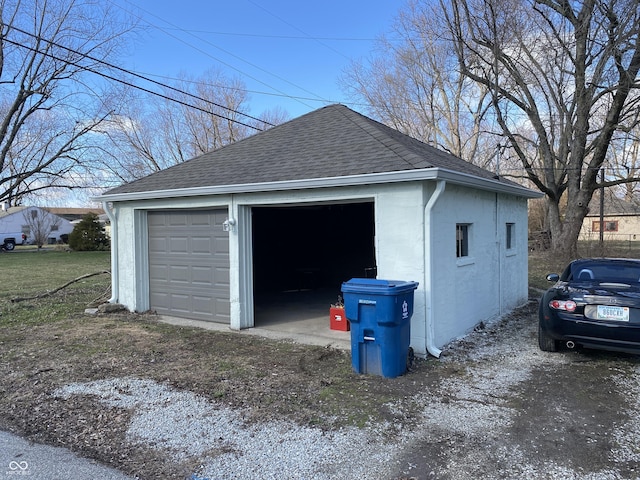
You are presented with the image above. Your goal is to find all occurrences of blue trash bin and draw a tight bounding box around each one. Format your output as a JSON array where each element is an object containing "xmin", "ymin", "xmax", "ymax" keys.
[{"xmin": 341, "ymin": 278, "xmax": 419, "ymax": 378}]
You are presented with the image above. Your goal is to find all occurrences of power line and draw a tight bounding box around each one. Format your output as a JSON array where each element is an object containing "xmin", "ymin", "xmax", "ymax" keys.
[
  {"xmin": 133, "ymin": 70, "xmax": 353, "ymax": 105},
  {"xmin": 108, "ymin": 0, "xmax": 325, "ymax": 111},
  {"xmin": 155, "ymin": 28, "xmax": 395, "ymax": 42},
  {"xmin": 2, "ymin": 23, "xmax": 272, "ymax": 131},
  {"xmin": 246, "ymin": 0, "xmax": 350, "ymax": 61}
]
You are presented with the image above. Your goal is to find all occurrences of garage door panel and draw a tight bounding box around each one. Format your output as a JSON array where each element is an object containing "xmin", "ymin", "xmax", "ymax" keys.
[
  {"xmin": 192, "ymin": 266, "xmax": 214, "ymax": 285},
  {"xmin": 149, "ymin": 292, "xmax": 169, "ymax": 309},
  {"xmin": 149, "ymin": 237, "xmax": 168, "ymax": 253},
  {"xmin": 168, "ymin": 237, "xmax": 189, "ymax": 253},
  {"xmin": 148, "ymin": 214, "xmax": 167, "ymax": 227},
  {"xmin": 214, "ymin": 297, "xmax": 230, "ymax": 318},
  {"xmin": 191, "ymin": 216, "xmax": 214, "ymax": 227},
  {"xmin": 149, "ymin": 264, "xmax": 168, "ymax": 280},
  {"xmin": 167, "ymin": 213, "xmax": 188, "ymax": 226},
  {"xmin": 214, "ymin": 236, "xmax": 230, "ymax": 254},
  {"xmin": 214, "ymin": 266, "xmax": 230, "ymax": 286},
  {"xmin": 166, "ymin": 293, "xmax": 190, "ymax": 313},
  {"xmin": 168, "ymin": 265, "xmax": 190, "ymax": 283},
  {"xmin": 191, "ymin": 295, "xmax": 215, "ymax": 315},
  {"xmin": 148, "ymin": 210, "xmax": 229, "ymax": 323},
  {"xmin": 191, "ymin": 236, "xmax": 213, "ymax": 253},
  {"xmin": 151, "ymin": 291, "xmax": 228, "ymax": 318}
]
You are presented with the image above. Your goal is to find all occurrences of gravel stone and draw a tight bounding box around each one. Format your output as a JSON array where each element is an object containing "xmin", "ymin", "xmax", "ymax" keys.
[
  {"xmin": 54, "ymin": 378, "xmax": 403, "ymax": 479},
  {"xmin": 40, "ymin": 301, "xmax": 640, "ymax": 479}
]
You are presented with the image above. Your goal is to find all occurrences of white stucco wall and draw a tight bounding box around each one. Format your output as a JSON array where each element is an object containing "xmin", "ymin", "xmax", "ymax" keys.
[
  {"xmin": 372, "ymin": 183, "xmax": 427, "ymax": 356},
  {"xmin": 108, "ymin": 179, "xmax": 530, "ymax": 357},
  {"xmin": 499, "ymin": 194, "xmax": 530, "ymax": 312},
  {"xmin": 428, "ymin": 185, "xmax": 529, "ymax": 349}
]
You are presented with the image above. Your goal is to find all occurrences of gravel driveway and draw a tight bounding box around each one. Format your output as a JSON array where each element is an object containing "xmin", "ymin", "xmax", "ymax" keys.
[
  {"xmin": 3, "ymin": 300, "xmax": 640, "ymax": 479},
  {"xmin": 392, "ymin": 302, "xmax": 640, "ymax": 480}
]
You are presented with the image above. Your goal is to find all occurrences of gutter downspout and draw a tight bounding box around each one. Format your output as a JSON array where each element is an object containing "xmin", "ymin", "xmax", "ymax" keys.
[
  {"xmin": 102, "ymin": 201, "xmax": 118, "ymax": 303},
  {"xmin": 496, "ymin": 193, "xmax": 503, "ymax": 316},
  {"xmin": 424, "ymin": 180, "xmax": 446, "ymax": 358}
]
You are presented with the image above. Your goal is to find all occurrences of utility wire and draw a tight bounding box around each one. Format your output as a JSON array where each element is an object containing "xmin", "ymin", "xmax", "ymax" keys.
[
  {"xmin": 2, "ymin": 23, "xmax": 273, "ymax": 131},
  {"xmin": 137, "ymin": 70, "xmax": 354, "ymax": 106},
  {"xmin": 157, "ymin": 29, "xmax": 394, "ymax": 42},
  {"xmin": 247, "ymin": 0, "xmax": 350, "ymax": 61},
  {"xmin": 109, "ymin": 0, "xmax": 324, "ymax": 110}
]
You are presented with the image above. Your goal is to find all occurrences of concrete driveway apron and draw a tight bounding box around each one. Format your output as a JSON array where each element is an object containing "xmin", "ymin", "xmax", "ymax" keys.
[{"xmin": 0, "ymin": 430, "xmax": 134, "ymax": 480}]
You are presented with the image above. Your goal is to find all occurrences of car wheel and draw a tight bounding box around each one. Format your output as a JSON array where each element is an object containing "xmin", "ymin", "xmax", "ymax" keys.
[
  {"xmin": 538, "ymin": 322, "xmax": 559, "ymax": 352},
  {"xmin": 4, "ymin": 241, "xmax": 15, "ymax": 251}
]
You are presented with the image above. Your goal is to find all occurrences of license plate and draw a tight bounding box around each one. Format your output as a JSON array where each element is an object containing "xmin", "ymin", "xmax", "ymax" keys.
[{"xmin": 596, "ymin": 305, "xmax": 630, "ymax": 321}]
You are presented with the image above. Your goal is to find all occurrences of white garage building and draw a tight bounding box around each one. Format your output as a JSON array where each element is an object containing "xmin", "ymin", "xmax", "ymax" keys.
[{"xmin": 95, "ymin": 105, "xmax": 540, "ymax": 357}]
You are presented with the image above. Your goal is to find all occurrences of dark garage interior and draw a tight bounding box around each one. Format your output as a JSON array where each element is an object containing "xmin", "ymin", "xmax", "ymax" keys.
[{"xmin": 252, "ymin": 202, "xmax": 376, "ymax": 326}]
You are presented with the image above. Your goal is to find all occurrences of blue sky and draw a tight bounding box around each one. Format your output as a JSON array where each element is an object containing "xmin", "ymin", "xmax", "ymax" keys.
[{"xmin": 111, "ymin": 0, "xmax": 405, "ymax": 120}]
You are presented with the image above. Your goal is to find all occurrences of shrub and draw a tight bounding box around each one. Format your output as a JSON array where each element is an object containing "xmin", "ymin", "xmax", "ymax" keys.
[{"xmin": 68, "ymin": 213, "xmax": 109, "ymax": 251}]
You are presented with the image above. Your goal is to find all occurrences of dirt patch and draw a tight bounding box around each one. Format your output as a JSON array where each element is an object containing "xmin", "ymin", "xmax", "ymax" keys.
[
  {"xmin": 0, "ymin": 311, "xmax": 429, "ymax": 478},
  {"xmin": 1, "ymin": 302, "xmax": 640, "ymax": 479}
]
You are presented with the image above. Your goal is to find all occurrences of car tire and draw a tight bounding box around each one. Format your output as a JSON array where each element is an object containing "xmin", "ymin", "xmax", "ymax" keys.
[
  {"xmin": 4, "ymin": 241, "xmax": 15, "ymax": 251},
  {"xmin": 538, "ymin": 322, "xmax": 559, "ymax": 352}
]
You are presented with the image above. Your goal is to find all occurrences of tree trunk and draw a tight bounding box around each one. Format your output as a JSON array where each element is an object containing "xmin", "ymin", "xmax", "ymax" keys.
[{"xmin": 548, "ymin": 195, "xmax": 591, "ymax": 260}]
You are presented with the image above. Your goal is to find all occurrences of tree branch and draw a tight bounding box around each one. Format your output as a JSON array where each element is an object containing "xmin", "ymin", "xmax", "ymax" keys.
[{"xmin": 10, "ymin": 270, "xmax": 111, "ymax": 303}]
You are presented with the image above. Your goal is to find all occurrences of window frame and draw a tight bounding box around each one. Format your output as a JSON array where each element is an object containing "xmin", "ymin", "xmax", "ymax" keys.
[
  {"xmin": 506, "ymin": 222, "xmax": 515, "ymax": 250},
  {"xmin": 591, "ymin": 220, "xmax": 619, "ymax": 232},
  {"xmin": 456, "ymin": 223, "xmax": 470, "ymax": 258}
]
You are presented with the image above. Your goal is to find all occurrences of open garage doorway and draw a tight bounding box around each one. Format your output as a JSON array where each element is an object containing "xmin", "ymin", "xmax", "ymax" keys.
[{"xmin": 252, "ymin": 201, "xmax": 375, "ymax": 332}]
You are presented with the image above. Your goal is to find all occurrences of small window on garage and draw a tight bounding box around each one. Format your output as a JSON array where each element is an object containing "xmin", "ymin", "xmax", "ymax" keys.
[
  {"xmin": 506, "ymin": 223, "xmax": 515, "ymax": 250},
  {"xmin": 456, "ymin": 223, "xmax": 470, "ymax": 258}
]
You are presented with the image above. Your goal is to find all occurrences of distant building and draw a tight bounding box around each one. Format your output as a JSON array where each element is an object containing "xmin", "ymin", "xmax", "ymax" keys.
[
  {"xmin": 0, "ymin": 206, "xmax": 75, "ymax": 244},
  {"xmin": 579, "ymin": 191, "xmax": 640, "ymax": 242},
  {"xmin": 44, "ymin": 207, "xmax": 104, "ymax": 222},
  {"xmin": 45, "ymin": 207, "xmax": 110, "ymax": 238}
]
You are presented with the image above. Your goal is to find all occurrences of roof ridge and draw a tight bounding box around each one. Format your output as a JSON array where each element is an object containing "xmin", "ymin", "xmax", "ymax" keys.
[
  {"xmin": 100, "ymin": 104, "xmax": 531, "ymax": 197},
  {"xmin": 332, "ymin": 106, "xmax": 431, "ymax": 169}
]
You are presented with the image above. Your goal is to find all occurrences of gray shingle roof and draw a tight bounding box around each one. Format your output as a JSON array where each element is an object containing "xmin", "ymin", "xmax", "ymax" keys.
[
  {"xmin": 0, "ymin": 206, "xmax": 27, "ymax": 218},
  {"xmin": 586, "ymin": 190, "xmax": 640, "ymax": 216},
  {"xmin": 104, "ymin": 104, "xmax": 516, "ymax": 196}
]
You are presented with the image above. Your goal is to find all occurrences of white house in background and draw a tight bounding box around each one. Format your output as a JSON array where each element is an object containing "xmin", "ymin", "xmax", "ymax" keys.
[
  {"xmin": 0, "ymin": 205, "xmax": 75, "ymax": 245},
  {"xmin": 579, "ymin": 191, "xmax": 640, "ymax": 243},
  {"xmin": 45, "ymin": 207, "xmax": 109, "ymax": 238},
  {"xmin": 94, "ymin": 105, "xmax": 541, "ymax": 358}
]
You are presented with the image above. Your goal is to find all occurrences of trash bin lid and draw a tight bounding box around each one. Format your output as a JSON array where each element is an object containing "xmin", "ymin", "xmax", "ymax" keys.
[{"xmin": 341, "ymin": 278, "xmax": 419, "ymax": 295}]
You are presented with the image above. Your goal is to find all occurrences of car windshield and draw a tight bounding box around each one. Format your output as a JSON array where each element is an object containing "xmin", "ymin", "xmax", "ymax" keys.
[{"xmin": 567, "ymin": 262, "xmax": 640, "ymax": 284}]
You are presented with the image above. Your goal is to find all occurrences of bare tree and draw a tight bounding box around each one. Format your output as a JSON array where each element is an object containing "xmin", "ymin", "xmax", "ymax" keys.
[
  {"xmin": 441, "ymin": 0, "xmax": 640, "ymax": 257},
  {"xmin": 0, "ymin": 0, "xmax": 135, "ymax": 206},
  {"xmin": 341, "ymin": 0, "xmax": 499, "ymax": 168},
  {"xmin": 607, "ymin": 102, "xmax": 640, "ymax": 201},
  {"xmin": 254, "ymin": 106, "xmax": 289, "ymax": 132},
  {"xmin": 22, "ymin": 207, "xmax": 61, "ymax": 248},
  {"xmin": 99, "ymin": 69, "xmax": 289, "ymax": 183}
]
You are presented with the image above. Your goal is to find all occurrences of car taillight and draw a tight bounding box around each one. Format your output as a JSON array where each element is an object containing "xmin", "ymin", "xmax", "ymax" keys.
[{"xmin": 549, "ymin": 300, "xmax": 577, "ymax": 312}]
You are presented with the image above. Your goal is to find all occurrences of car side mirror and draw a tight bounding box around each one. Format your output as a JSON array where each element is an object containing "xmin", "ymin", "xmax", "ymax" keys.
[{"xmin": 546, "ymin": 273, "xmax": 560, "ymax": 282}]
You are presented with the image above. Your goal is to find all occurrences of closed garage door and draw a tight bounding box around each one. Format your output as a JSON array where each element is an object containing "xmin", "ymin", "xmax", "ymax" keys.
[{"xmin": 148, "ymin": 210, "xmax": 230, "ymax": 323}]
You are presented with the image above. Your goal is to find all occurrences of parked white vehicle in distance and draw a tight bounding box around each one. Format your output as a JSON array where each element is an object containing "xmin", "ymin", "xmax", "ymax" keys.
[{"xmin": 1, "ymin": 232, "xmax": 27, "ymax": 251}]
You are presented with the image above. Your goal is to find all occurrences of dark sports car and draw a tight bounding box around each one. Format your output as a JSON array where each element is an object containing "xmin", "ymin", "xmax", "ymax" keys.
[{"xmin": 538, "ymin": 258, "xmax": 640, "ymax": 354}]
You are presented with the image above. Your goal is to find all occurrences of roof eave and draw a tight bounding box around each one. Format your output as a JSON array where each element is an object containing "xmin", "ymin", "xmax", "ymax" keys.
[{"xmin": 92, "ymin": 168, "xmax": 542, "ymax": 203}]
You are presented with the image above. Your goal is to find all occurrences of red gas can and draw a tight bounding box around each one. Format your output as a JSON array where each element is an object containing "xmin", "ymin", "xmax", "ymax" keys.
[{"xmin": 330, "ymin": 307, "xmax": 349, "ymax": 331}]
